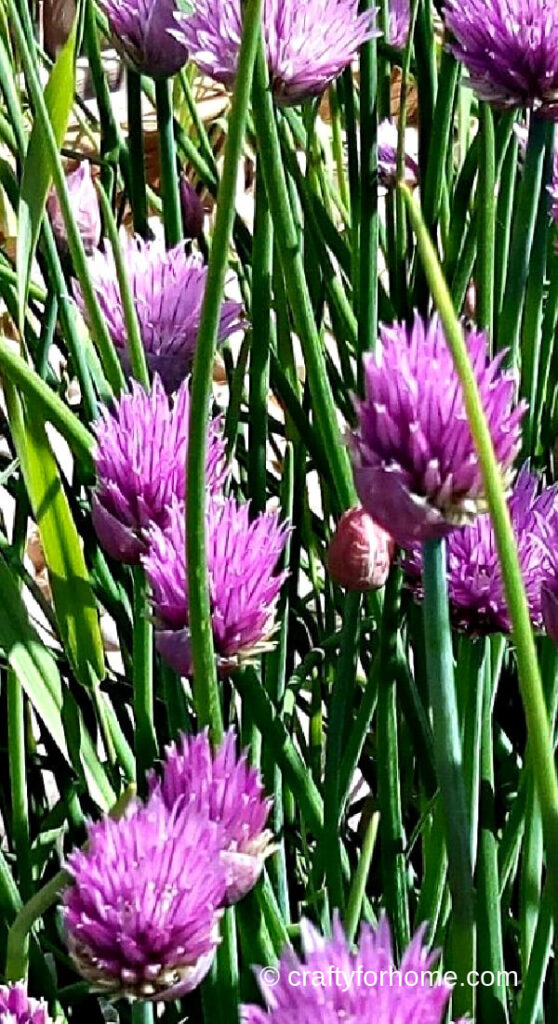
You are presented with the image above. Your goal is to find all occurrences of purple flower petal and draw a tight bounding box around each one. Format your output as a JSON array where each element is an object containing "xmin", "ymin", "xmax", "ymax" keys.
[
  {"xmin": 149, "ymin": 728, "xmax": 273, "ymax": 904},
  {"xmin": 101, "ymin": 0, "xmax": 188, "ymax": 78},
  {"xmin": 0, "ymin": 983, "xmax": 52, "ymax": 1024},
  {"xmin": 242, "ymin": 913, "xmax": 464, "ymax": 1023},
  {"xmin": 92, "ymin": 376, "xmax": 227, "ymax": 564},
  {"xmin": 172, "ymin": 0, "xmax": 380, "ymax": 105},
  {"xmin": 350, "ymin": 314, "xmax": 525, "ymax": 547},
  {"xmin": 73, "ymin": 237, "xmax": 245, "ymax": 393},
  {"xmin": 63, "ymin": 797, "xmax": 226, "ymax": 998},
  {"xmin": 444, "ymin": 0, "xmax": 558, "ymax": 115},
  {"xmin": 142, "ymin": 498, "xmax": 289, "ymax": 671},
  {"xmin": 404, "ymin": 464, "xmax": 558, "ymax": 633}
]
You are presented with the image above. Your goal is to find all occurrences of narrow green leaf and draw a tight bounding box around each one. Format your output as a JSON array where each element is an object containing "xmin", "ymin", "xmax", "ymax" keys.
[
  {"xmin": 0, "ymin": 554, "xmax": 113, "ymax": 811},
  {"xmin": 0, "ymin": 553, "xmax": 68, "ymax": 759},
  {"xmin": 17, "ymin": 20, "xmax": 76, "ymax": 332},
  {"xmin": 0, "ymin": 335, "xmax": 95, "ymax": 470},
  {"xmin": 5, "ymin": 383, "xmax": 106, "ymax": 685}
]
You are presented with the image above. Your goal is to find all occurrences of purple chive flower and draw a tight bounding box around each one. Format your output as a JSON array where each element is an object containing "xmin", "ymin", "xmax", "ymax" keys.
[
  {"xmin": 47, "ymin": 163, "xmax": 101, "ymax": 256},
  {"xmin": 142, "ymin": 498, "xmax": 289, "ymax": 675},
  {"xmin": 389, "ymin": 0, "xmax": 410, "ymax": 49},
  {"xmin": 444, "ymin": 0, "xmax": 558, "ymax": 116},
  {"xmin": 92, "ymin": 376, "xmax": 226, "ymax": 564},
  {"xmin": 349, "ymin": 314, "xmax": 525, "ymax": 548},
  {"xmin": 100, "ymin": 0, "xmax": 188, "ymax": 78},
  {"xmin": 63, "ymin": 796, "xmax": 226, "ymax": 999},
  {"xmin": 173, "ymin": 0, "xmax": 380, "ymax": 106},
  {"xmin": 149, "ymin": 728, "xmax": 273, "ymax": 904},
  {"xmin": 404, "ymin": 465, "xmax": 558, "ymax": 634},
  {"xmin": 377, "ymin": 119, "xmax": 419, "ymax": 187},
  {"xmin": 243, "ymin": 914, "xmax": 465, "ymax": 1024},
  {"xmin": 73, "ymin": 237, "xmax": 244, "ymax": 393},
  {"xmin": 0, "ymin": 984, "xmax": 51, "ymax": 1024}
]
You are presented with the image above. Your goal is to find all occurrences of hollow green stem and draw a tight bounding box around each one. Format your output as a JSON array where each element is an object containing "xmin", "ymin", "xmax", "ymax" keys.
[
  {"xmin": 132, "ymin": 566, "xmax": 156, "ymax": 789},
  {"xmin": 423, "ymin": 539, "xmax": 475, "ymax": 1018},
  {"xmin": 498, "ymin": 114, "xmax": 553, "ymax": 360},
  {"xmin": 252, "ymin": 43, "xmax": 355, "ymax": 512},
  {"xmin": 358, "ymin": 4, "xmax": 378, "ymax": 357},
  {"xmin": 97, "ymin": 184, "xmax": 149, "ymax": 388},
  {"xmin": 249, "ymin": 168, "xmax": 272, "ymax": 513},
  {"xmin": 323, "ymin": 591, "xmax": 361, "ymax": 909},
  {"xmin": 233, "ymin": 667, "xmax": 323, "ymax": 837},
  {"xmin": 6, "ymin": 0, "xmax": 124, "ymax": 393},
  {"xmin": 520, "ymin": 147, "xmax": 553, "ymax": 453},
  {"xmin": 5, "ymin": 870, "xmax": 69, "ymax": 981},
  {"xmin": 345, "ymin": 811, "xmax": 380, "ymax": 944},
  {"xmin": 403, "ymin": 180, "xmax": 558, "ymax": 935},
  {"xmin": 83, "ymin": 0, "xmax": 123, "ymax": 191},
  {"xmin": 187, "ymin": 0, "xmax": 264, "ymax": 740},
  {"xmin": 132, "ymin": 1002, "xmax": 153, "ymax": 1024},
  {"xmin": 476, "ymin": 641, "xmax": 507, "ymax": 1024},
  {"xmin": 329, "ymin": 83, "xmax": 350, "ymax": 211},
  {"xmin": 8, "ymin": 673, "xmax": 32, "ymax": 905},
  {"xmin": 377, "ymin": 568, "xmax": 410, "ymax": 952},
  {"xmin": 422, "ymin": 51, "xmax": 459, "ymax": 233},
  {"xmin": 341, "ymin": 66, "xmax": 360, "ymax": 313},
  {"xmin": 126, "ymin": 70, "xmax": 149, "ymax": 238},
  {"xmin": 477, "ymin": 103, "xmax": 496, "ymax": 337},
  {"xmin": 155, "ymin": 77, "xmax": 182, "ymax": 248}
]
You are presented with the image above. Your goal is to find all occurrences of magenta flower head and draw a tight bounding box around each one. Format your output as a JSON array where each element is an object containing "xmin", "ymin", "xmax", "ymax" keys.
[
  {"xmin": 101, "ymin": 0, "xmax": 188, "ymax": 78},
  {"xmin": 92, "ymin": 376, "xmax": 226, "ymax": 564},
  {"xmin": 47, "ymin": 163, "xmax": 101, "ymax": 256},
  {"xmin": 327, "ymin": 506, "xmax": 394, "ymax": 591},
  {"xmin": 173, "ymin": 0, "xmax": 379, "ymax": 106},
  {"xmin": 142, "ymin": 498, "xmax": 289, "ymax": 675},
  {"xmin": 243, "ymin": 914, "xmax": 464, "ymax": 1024},
  {"xmin": 377, "ymin": 119, "xmax": 419, "ymax": 188},
  {"xmin": 74, "ymin": 237, "xmax": 244, "ymax": 393},
  {"xmin": 389, "ymin": 0, "xmax": 410, "ymax": 49},
  {"xmin": 444, "ymin": 0, "xmax": 558, "ymax": 116},
  {"xmin": 405, "ymin": 465, "xmax": 558, "ymax": 633},
  {"xmin": 0, "ymin": 984, "xmax": 51, "ymax": 1024},
  {"xmin": 349, "ymin": 314, "xmax": 525, "ymax": 548},
  {"xmin": 149, "ymin": 728, "xmax": 273, "ymax": 904},
  {"xmin": 63, "ymin": 796, "xmax": 226, "ymax": 999}
]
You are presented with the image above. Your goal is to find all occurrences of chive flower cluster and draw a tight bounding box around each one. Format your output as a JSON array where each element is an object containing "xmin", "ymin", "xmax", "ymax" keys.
[
  {"xmin": 63, "ymin": 729, "xmax": 273, "ymax": 999},
  {"xmin": 74, "ymin": 238, "xmax": 244, "ymax": 394},
  {"xmin": 92, "ymin": 377, "xmax": 289, "ymax": 674},
  {"xmin": 443, "ymin": 0, "xmax": 558, "ymax": 117},
  {"xmin": 349, "ymin": 312, "xmax": 558, "ymax": 639},
  {"xmin": 0, "ymin": 983, "xmax": 52, "ymax": 1024},
  {"xmin": 172, "ymin": 0, "xmax": 380, "ymax": 105},
  {"xmin": 243, "ymin": 915, "xmax": 467, "ymax": 1023}
]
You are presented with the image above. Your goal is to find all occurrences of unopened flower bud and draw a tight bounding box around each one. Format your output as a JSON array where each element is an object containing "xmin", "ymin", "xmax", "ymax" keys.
[
  {"xmin": 327, "ymin": 507, "xmax": 394, "ymax": 591},
  {"xmin": 180, "ymin": 177, "xmax": 205, "ymax": 239},
  {"xmin": 48, "ymin": 163, "xmax": 101, "ymax": 256}
]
